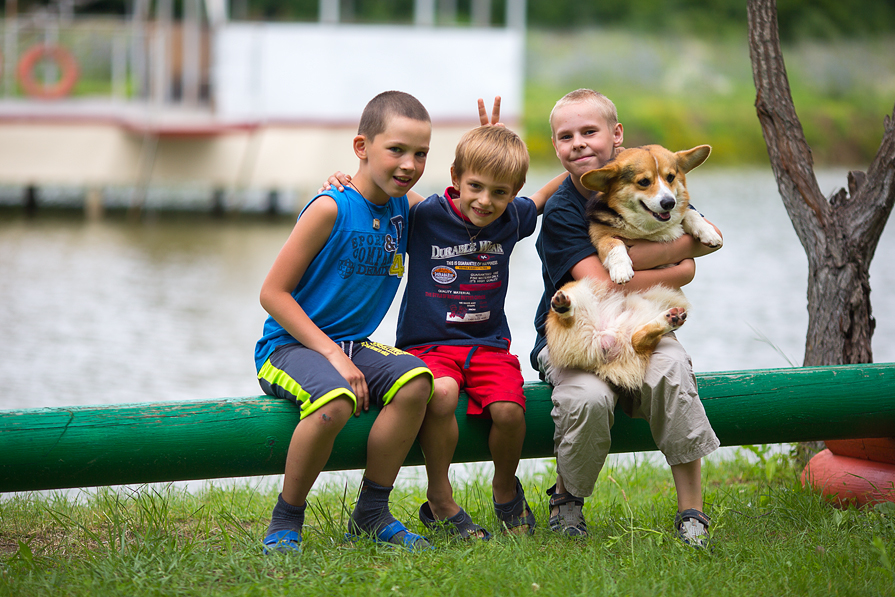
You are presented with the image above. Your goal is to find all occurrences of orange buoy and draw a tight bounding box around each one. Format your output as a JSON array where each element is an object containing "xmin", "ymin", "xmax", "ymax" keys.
[
  {"xmin": 826, "ymin": 437, "xmax": 895, "ymax": 465},
  {"xmin": 16, "ymin": 44, "xmax": 79, "ymax": 99},
  {"xmin": 802, "ymin": 448, "xmax": 895, "ymax": 507}
]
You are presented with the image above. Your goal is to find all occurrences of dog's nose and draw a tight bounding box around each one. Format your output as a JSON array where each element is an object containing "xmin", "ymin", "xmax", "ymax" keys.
[{"xmin": 659, "ymin": 196, "xmax": 676, "ymax": 211}]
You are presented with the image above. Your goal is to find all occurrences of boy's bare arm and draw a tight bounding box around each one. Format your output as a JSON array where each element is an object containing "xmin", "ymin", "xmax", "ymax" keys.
[
  {"xmin": 529, "ymin": 173, "xmax": 570, "ymax": 214},
  {"xmin": 259, "ymin": 197, "xmax": 371, "ymax": 411},
  {"xmin": 626, "ymin": 219, "xmax": 723, "ymax": 271},
  {"xmin": 570, "ymin": 253, "xmax": 696, "ymax": 292}
]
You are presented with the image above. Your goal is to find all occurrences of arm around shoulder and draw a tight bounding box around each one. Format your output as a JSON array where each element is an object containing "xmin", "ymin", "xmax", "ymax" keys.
[{"xmin": 529, "ymin": 172, "xmax": 569, "ymax": 214}]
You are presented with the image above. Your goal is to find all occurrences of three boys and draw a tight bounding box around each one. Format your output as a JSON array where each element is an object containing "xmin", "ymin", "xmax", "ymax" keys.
[{"xmin": 255, "ymin": 86, "xmax": 721, "ymax": 552}]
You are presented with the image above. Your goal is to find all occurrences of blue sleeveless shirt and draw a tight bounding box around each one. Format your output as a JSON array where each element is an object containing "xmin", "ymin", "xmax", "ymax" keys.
[
  {"xmin": 395, "ymin": 189, "xmax": 537, "ymax": 351},
  {"xmin": 254, "ymin": 187, "xmax": 408, "ymax": 371}
]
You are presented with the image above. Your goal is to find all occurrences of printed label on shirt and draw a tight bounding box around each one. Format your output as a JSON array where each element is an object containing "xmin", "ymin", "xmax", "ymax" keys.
[
  {"xmin": 430, "ymin": 241, "xmax": 504, "ymax": 260},
  {"xmin": 446, "ymin": 308, "xmax": 491, "ymax": 323},
  {"xmin": 431, "ymin": 266, "xmax": 457, "ymax": 285}
]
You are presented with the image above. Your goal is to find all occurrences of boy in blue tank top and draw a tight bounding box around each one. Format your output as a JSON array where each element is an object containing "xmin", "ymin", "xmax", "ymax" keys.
[
  {"xmin": 255, "ymin": 90, "xmax": 437, "ymax": 553},
  {"xmin": 327, "ymin": 101, "xmax": 565, "ymax": 539}
]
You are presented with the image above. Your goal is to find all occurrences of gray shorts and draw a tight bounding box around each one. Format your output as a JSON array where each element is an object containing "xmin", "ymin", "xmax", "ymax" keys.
[
  {"xmin": 537, "ymin": 334, "xmax": 720, "ymax": 498},
  {"xmin": 258, "ymin": 341, "xmax": 432, "ymax": 419}
]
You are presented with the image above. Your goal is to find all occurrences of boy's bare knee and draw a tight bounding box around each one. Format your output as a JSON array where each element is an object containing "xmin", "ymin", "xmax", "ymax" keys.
[
  {"xmin": 322, "ymin": 396, "xmax": 354, "ymax": 421},
  {"xmin": 305, "ymin": 396, "xmax": 353, "ymax": 432},
  {"xmin": 428, "ymin": 377, "xmax": 460, "ymax": 417},
  {"xmin": 393, "ymin": 373, "xmax": 432, "ymax": 406},
  {"xmin": 488, "ymin": 401, "xmax": 525, "ymax": 428}
]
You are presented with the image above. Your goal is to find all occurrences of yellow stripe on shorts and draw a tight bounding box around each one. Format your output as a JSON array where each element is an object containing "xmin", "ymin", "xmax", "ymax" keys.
[{"xmin": 258, "ymin": 359, "xmax": 357, "ymax": 419}]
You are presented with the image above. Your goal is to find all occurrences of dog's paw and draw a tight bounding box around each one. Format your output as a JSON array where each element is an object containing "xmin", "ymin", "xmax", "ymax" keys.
[
  {"xmin": 608, "ymin": 263, "xmax": 635, "ymax": 285},
  {"xmin": 551, "ymin": 290, "xmax": 572, "ymax": 315},
  {"xmin": 684, "ymin": 211, "xmax": 723, "ymax": 248},
  {"xmin": 664, "ymin": 307, "xmax": 688, "ymax": 330},
  {"xmin": 696, "ymin": 229, "xmax": 723, "ymax": 248},
  {"xmin": 603, "ymin": 247, "xmax": 635, "ymax": 284},
  {"xmin": 689, "ymin": 221, "xmax": 723, "ymax": 248}
]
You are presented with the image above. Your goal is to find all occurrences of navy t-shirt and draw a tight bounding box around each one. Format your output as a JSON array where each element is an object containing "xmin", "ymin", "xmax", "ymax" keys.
[{"xmin": 396, "ymin": 189, "xmax": 538, "ymax": 350}]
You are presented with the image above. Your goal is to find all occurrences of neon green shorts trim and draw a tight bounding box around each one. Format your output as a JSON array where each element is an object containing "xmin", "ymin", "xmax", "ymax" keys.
[{"xmin": 257, "ymin": 341, "xmax": 433, "ymax": 419}]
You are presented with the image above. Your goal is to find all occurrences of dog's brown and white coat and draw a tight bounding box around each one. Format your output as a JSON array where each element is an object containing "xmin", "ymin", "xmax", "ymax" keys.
[{"xmin": 544, "ymin": 145, "xmax": 719, "ymax": 389}]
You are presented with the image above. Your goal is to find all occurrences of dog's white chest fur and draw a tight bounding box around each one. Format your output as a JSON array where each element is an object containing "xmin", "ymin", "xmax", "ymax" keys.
[{"xmin": 582, "ymin": 144, "xmax": 722, "ymax": 285}]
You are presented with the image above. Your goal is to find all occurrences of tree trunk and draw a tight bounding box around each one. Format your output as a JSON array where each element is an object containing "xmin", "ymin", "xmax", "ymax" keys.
[{"xmin": 747, "ymin": 0, "xmax": 895, "ymax": 367}]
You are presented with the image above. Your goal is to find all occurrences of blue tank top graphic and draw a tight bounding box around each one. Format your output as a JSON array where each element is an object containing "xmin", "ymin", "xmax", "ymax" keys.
[{"xmin": 254, "ymin": 187, "xmax": 408, "ymax": 371}]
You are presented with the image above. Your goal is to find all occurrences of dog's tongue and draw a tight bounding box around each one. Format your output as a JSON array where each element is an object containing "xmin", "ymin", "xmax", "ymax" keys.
[{"xmin": 656, "ymin": 211, "xmax": 672, "ymax": 222}]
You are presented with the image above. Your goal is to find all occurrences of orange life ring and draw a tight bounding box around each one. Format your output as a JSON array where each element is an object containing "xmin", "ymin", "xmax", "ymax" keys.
[
  {"xmin": 802, "ymin": 448, "xmax": 895, "ymax": 507},
  {"xmin": 17, "ymin": 44, "xmax": 79, "ymax": 99}
]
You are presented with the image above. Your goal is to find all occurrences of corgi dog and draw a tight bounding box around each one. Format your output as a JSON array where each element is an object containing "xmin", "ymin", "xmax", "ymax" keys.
[
  {"xmin": 581, "ymin": 144, "xmax": 722, "ymax": 285},
  {"xmin": 544, "ymin": 144, "xmax": 717, "ymax": 388},
  {"xmin": 546, "ymin": 278, "xmax": 689, "ymax": 389}
]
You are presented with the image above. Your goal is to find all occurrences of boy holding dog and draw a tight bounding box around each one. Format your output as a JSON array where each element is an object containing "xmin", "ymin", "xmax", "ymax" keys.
[
  {"xmin": 254, "ymin": 90, "xmax": 436, "ymax": 553},
  {"xmin": 327, "ymin": 100, "xmax": 565, "ymax": 539},
  {"xmin": 530, "ymin": 89, "xmax": 722, "ymax": 547}
]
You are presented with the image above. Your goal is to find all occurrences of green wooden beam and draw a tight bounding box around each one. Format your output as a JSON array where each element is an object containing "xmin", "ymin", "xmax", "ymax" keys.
[{"xmin": 1, "ymin": 364, "xmax": 894, "ymax": 493}]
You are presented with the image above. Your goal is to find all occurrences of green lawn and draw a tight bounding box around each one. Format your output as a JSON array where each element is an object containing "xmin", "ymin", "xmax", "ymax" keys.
[{"xmin": 3, "ymin": 450, "xmax": 893, "ymax": 596}]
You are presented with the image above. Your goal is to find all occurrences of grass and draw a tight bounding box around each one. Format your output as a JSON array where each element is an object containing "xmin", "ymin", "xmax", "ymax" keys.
[{"xmin": 2, "ymin": 451, "xmax": 894, "ymax": 596}]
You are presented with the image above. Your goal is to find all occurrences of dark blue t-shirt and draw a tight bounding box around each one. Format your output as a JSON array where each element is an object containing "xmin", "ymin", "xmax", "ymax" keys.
[{"xmin": 396, "ymin": 189, "xmax": 538, "ymax": 350}]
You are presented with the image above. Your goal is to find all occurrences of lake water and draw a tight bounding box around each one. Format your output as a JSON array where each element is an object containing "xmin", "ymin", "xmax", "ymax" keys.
[{"xmin": 1, "ymin": 167, "xmax": 893, "ymax": 492}]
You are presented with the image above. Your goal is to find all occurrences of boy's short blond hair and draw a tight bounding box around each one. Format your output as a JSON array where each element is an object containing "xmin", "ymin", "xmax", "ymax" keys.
[
  {"xmin": 549, "ymin": 89, "xmax": 619, "ymax": 137},
  {"xmin": 358, "ymin": 90, "xmax": 431, "ymax": 139},
  {"xmin": 452, "ymin": 125, "xmax": 529, "ymax": 191}
]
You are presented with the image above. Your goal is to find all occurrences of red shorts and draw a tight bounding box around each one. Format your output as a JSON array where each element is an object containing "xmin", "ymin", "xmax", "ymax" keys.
[{"xmin": 405, "ymin": 344, "xmax": 525, "ymax": 417}]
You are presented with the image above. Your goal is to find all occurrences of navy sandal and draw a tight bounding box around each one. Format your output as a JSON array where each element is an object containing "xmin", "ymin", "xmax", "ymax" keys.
[
  {"xmin": 493, "ymin": 477, "xmax": 536, "ymax": 535},
  {"xmin": 419, "ymin": 501, "xmax": 491, "ymax": 541},
  {"xmin": 262, "ymin": 529, "xmax": 302, "ymax": 554},
  {"xmin": 675, "ymin": 508, "xmax": 711, "ymax": 548},
  {"xmin": 346, "ymin": 519, "xmax": 434, "ymax": 551}
]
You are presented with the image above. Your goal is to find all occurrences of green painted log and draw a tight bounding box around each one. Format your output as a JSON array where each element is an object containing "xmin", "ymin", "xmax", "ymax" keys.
[{"xmin": 1, "ymin": 364, "xmax": 894, "ymax": 493}]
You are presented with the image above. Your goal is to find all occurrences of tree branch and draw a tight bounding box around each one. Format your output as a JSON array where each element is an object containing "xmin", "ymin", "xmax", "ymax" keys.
[{"xmin": 747, "ymin": 0, "xmax": 827, "ymax": 240}]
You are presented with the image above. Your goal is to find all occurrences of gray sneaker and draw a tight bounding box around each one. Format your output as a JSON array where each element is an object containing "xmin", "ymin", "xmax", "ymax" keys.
[{"xmin": 546, "ymin": 484, "xmax": 588, "ymax": 538}]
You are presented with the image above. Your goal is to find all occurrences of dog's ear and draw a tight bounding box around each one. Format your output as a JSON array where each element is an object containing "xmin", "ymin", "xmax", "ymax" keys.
[
  {"xmin": 580, "ymin": 165, "xmax": 617, "ymax": 192},
  {"xmin": 675, "ymin": 145, "xmax": 711, "ymax": 173}
]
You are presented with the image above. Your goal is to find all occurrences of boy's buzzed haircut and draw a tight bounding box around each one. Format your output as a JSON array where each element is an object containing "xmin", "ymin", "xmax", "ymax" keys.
[
  {"xmin": 358, "ymin": 90, "xmax": 431, "ymax": 139},
  {"xmin": 549, "ymin": 88, "xmax": 619, "ymax": 136},
  {"xmin": 452, "ymin": 125, "xmax": 529, "ymax": 191}
]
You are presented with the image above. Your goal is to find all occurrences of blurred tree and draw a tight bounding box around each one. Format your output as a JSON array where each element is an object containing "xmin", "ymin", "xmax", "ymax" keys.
[{"xmin": 748, "ymin": 0, "xmax": 894, "ymax": 366}]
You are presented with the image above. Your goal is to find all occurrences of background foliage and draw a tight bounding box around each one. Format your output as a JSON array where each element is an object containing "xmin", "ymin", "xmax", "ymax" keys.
[
  {"xmin": 8, "ymin": 0, "xmax": 895, "ymax": 41},
  {"xmin": 4, "ymin": 0, "xmax": 893, "ymax": 167}
]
